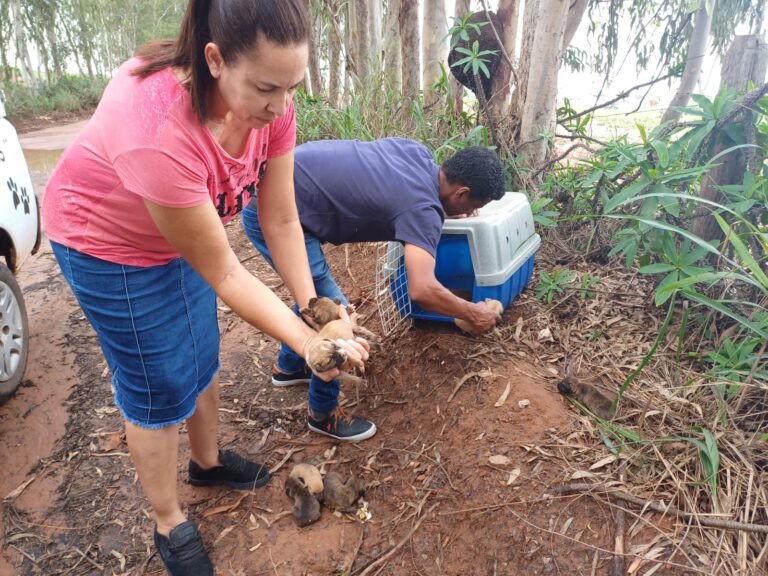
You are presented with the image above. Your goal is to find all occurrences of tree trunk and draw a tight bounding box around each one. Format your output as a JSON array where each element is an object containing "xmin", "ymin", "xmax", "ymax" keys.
[
  {"xmin": 369, "ymin": 0, "xmax": 383, "ymax": 73},
  {"xmin": 383, "ymin": 0, "xmax": 402, "ymax": 91},
  {"xmin": 345, "ymin": 0, "xmax": 359, "ymax": 87},
  {"xmin": 400, "ymin": 0, "xmax": 421, "ymax": 106},
  {"xmin": 661, "ymin": 0, "xmax": 716, "ymax": 124},
  {"xmin": 423, "ymin": 0, "xmax": 449, "ymax": 105},
  {"xmin": 451, "ymin": 0, "xmax": 472, "ymax": 115},
  {"xmin": 328, "ymin": 0, "xmax": 343, "ymax": 105},
  {"xmin": 355, "ymin": 0, "xmax": 371, "ymax": 79},
  {"xmin": 563, "ymin": 0, "xmax": 588, "ymax": 48},
  {"xmin": 489, "ymin": 0, "xmax": 520, "ymax": 120},
  {"xmin": 513, "ymin": 0, "xmax": 570, "ymax": 174},
  {"xmin": 10, "ymin": 0, "xmax": 36, "ymax": 86},
  {"xmin": 693, "ymin": 35, "xmax": 768, "ymax": 241},
  {"xmin": 306, "ymin": 1, "xmax": 323, "ymax": 97}
]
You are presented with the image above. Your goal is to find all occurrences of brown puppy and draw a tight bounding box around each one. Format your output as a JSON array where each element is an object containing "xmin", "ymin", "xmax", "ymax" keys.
[
  {"xmin": 454, "ymin": 298, "xmax": 503, "ymax": 334},
  {"xmin": 557, "ymin": 365, "xmax": 616, "ymax": 420},
  {"xmin": 301, "ymin": 297, "xmax": 378, "ymax": 374},
  {"xmin": 322, "ymin": 471, "xmax": 366, "ymax": 513},
  {"xmin": 285, "ymin": 475, "xmax": 322, "ymax": 527}
]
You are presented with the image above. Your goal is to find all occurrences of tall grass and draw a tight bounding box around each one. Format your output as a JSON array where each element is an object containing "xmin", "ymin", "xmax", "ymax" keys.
[{"xmin": 2, "ymin": 74, "xmax": 108, "ymax": 121}]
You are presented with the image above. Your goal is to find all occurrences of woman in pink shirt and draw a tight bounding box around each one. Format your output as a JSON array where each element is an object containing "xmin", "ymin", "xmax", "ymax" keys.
[{"xmin": 42, "ymin": 1, "xmax": 368, "ymax": 573}]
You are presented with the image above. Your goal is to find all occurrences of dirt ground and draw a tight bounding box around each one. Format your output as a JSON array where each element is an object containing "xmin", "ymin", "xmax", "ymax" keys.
[{"xmin": 1, "ymin": 125, "xmax": 695, "ymax": 576}]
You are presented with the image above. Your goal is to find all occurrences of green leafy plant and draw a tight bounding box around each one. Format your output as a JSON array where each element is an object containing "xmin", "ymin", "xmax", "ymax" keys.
[
  {"xmin": 535, "ymin": 269, "xmax": 575, "ymax": 304},
  {"xmin": 450, "ymin": 40, "xmax": 499, "ymax": 79},
  {"xmin": 679, "ymin": 428, "xmax": 721, "ymax": 512},
  {"xmin": 578, "ymin": 273, "xmax": 601, "ymax": 299}
]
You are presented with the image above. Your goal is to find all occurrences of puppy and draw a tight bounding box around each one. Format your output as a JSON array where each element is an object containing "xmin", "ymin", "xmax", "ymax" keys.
[
  {"xmin": 301, "ymin": 297, "xmax": 378, "ymax": 374},
  {"xmin": 289, "ymin": 463, "xmax": 324, "ymax": 496},
  {"xmin": 557, "ymin": 365, "xmax": 616, "ymax": 420},
  {"xmin": 454, "ymin": 298, "xmax": 504, "ymax": 334},
  {"xmin": 285, "ymin": 475, "xmax": 322, "ymax": 527},
  {"xmin": 322, "ymin": 471, "xmax": 366, "ymax": 513}
]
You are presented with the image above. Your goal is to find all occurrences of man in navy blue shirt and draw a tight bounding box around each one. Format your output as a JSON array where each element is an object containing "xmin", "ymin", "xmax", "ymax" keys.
[{"xmin": 242, "ymin": 138, "xmax": 505, "ymax": 441}]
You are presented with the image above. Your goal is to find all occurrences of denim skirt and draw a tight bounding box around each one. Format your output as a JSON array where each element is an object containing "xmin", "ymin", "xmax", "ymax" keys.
[{"xmin": 51, "ymin": 242, "xmax": 220, "ymax": 428}]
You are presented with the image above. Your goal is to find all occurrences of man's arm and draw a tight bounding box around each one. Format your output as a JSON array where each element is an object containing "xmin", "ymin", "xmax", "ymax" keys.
[
  {"xmin": 256, "ymin": 150, "xmax": 316, "ymax": 310},
  {"xmin": 403, "ymin": 243, "xmax": 500, "ymax": 334}
]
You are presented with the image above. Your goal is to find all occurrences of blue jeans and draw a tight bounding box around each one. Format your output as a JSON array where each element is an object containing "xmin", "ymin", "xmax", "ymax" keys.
[{"xmin": 242, "ymin": 202, "xmax": 346, "ymax": 413}]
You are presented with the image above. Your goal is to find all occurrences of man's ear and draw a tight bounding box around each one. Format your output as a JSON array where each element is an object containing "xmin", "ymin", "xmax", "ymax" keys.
[
  {"xmin": 454, "ymin": 185, "xmax": 470, "ymax": 199},
  {"xmin": 204, "ymin": 42, "xmax": 224, "ymax": 78}
]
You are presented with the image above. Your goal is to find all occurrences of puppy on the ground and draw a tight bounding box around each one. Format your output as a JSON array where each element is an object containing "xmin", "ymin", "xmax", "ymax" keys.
[
  {"xmin": 285, "ymin": 463, "xmax": 324, "ymax": 527},
  {"xmin": 557, "ymin": 363, "xmax": 616, "ymax": 420},
  {"xmin": 322, "ymin": 471, "xmax": 366, "ymax": 513},
  {"xmin": 301, "ymin": 297, "xmax": 378, "ymax": 375}
]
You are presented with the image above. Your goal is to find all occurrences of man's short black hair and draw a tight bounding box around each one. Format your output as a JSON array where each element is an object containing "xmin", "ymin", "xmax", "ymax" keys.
[{"xmin": 441, "ymin": 146, "xmax": 505, "ymax": 202}]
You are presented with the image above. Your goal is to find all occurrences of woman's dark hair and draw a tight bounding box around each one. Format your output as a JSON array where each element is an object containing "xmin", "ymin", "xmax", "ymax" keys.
[
  {"xmin": 441, "ymin": 147, "xmax": 506, "ymax": 202},
  {"xmin": 133, "ymin": 0, "xmax": 309, "ymax": 121}
]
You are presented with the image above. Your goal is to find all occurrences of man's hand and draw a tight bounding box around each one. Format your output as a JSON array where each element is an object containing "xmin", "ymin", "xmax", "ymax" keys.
[{"xmin": 461, "ymin": 300, "xmax": 502, "ymax": 334}]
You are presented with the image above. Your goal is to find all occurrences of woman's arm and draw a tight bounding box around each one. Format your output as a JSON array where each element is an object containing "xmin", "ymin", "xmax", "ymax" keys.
[
  {"xmin": 256, "ymin": 150, "xmax": 316, "ymax": 310},
  {"xmin": 143, "ymin": 199, "xmax": 367, "ymax": 370}
]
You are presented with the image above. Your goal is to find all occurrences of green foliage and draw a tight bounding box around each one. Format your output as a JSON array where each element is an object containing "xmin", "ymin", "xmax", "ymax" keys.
[
  {"xmin": 678, "ymin": 428, "xmax": 721, "ymax": 511},
  {"xmin": 450, "ymin": 40, "xmax": 499, "ymax": 80},
  {"xmin": 578, "ymin": 273, "xmax": 601, "ymax": 299},
  {"xmin": 447, "ymin": 13, "xmax": 489, "ymax": 50},
  {"xmin": 541, "ymin": 87, "xmax": 768, "ymax": 410},
  {"xmin": 1, "ymin": 74, "xmax": 108, "ymax": 119},
  {"xmin": 535, "ymin": 269, "xmax": 575, "ymax": 304}
]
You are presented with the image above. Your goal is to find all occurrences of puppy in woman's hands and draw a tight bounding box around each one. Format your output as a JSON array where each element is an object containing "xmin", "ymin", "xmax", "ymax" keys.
[{"xmin": 301, "ymin": 297, "xmax": 377, "ymax": 378}]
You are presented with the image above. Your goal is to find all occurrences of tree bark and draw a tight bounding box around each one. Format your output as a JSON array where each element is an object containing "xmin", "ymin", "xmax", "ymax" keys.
[
  {"xmin": 693, "ymin": 35, "xmax": 768, "ymax": 241},
  {"xmin": 355, "ymin": 0, "xmax": 371, "ymax": 79},
  {"xmin": 514, "ymin": 0, "xmax": 570, "ymax": 174},
  {"xmin": 423, "ymin": 0, "xmax": 449, "ymax": 105},
  {"xmin": 10, "ymin": 0, "xmax": 36, "ymax": 86},
  {"xmin": 384, "ymin": 0, "xmax": 402, "ymax": 92},
  {"xmin": 489, "ymin": 0, "xmax": 520, "ymax": 120},
  {"xmin": 661, "ymin": 0, "xmax": 716, "ymax": 124},
  {"xmin": 400, "ymin": 0, "xmax": 421, "ymax": 106},
  {"xmin": 306, "ymin": 1, "xmax": 324, "ymax": 97},
  {"xmin": 369, "ymin": 0, "xmax": 383, "ymax": 73},
  {"xmin": 327, "ymin": 0, "xmax": 343, "ymax": 105},
  {"xmin": 563, "ymin": 0, "xmax": 589, "ymax": 49}
]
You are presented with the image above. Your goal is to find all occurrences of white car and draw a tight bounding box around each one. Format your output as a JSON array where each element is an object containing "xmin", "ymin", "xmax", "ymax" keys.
[{"xmin": 0, "ymin": 90, "xmax": 40, "ymax": 403}]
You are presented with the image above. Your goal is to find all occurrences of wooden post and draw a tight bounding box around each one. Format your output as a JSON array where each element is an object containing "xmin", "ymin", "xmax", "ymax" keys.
[{"xmin": 693, "ymin": 35, "xmax": 768, "ymax": 241}]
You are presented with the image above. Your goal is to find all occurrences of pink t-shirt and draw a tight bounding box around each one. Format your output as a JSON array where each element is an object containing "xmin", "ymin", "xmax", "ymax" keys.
[{"xmin": 43, "ymin": 58, "xmax": 296, "ymax": 266}]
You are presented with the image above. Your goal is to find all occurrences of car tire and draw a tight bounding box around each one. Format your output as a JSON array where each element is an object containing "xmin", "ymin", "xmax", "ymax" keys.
[{"xmin": 0, "ymin": 263, "xmax": 29, "ymax": 404}]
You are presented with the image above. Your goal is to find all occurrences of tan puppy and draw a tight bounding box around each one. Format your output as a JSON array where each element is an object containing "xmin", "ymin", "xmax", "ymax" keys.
[
  {"xmin": 454, "ymin": 298, "xmax": 503, "ymax": 333},
  {"xmin": 322, "ymin": 471, "xmax": 366, "ymax": 513},
  {"xmin": 301, "ymin": 297, "xmax": 378, "ymax": 374}
]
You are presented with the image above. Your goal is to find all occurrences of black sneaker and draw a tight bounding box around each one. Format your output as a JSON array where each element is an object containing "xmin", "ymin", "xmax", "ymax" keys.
[
  {"xmin": 307, "ymin": 407, "xmax": 377, "ymax": 442},
  {"xmin": 271, "ymin": 364, "xmax": 312, "ymax": 386},
  {"xmin": 188, "ymin": 449, "xmax": 270, "ymax": 490},
  {"xmin": 154, "ymin": 520, "xmax": 214, "ymax": 576}
]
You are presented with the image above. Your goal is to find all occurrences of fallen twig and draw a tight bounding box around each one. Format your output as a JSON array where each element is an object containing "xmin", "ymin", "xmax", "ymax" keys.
[
  {"xmin": 610, "ymin": 463, "xmax": 627, "ymax": 576},
  {"xmin": 555, "ymin": 483, "xmax": 768, "ymax": 535},
  {"xmin": 341, "ymin": 525, "xmax": 366, "ymax": 575},
  {"xmin": 448, "ymin": 370, "xmax": 493, "ymax": 402}
]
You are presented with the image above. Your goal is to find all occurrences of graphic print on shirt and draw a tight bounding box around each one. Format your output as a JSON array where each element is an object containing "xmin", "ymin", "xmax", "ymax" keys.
[{"xmin": 215, "ymin": 149, "xmax": 268, "ymax": 219}]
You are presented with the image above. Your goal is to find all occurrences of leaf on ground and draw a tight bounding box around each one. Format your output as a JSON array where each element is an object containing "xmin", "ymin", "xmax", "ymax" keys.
[
  {"xmin": 489, "ymin": 455, "xmax": 511, "ymax": 466},
  {"xmin": 571, "ymin": 470, "xmax": 597, "ymax": 480},
  {"xmin": 213, "ymin": 525, "xmax": 235, "ymax": 546},
  {"xmin": 494, "ymin": 382, "xmax": 511, "ymax": 407},
  {"xmin": 506, "ymin": 468, "xmax": 521, "ymax": 485},
  {"xmin": 589, "ymin": 454, "xmax": 618, "ymax": 470}
]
